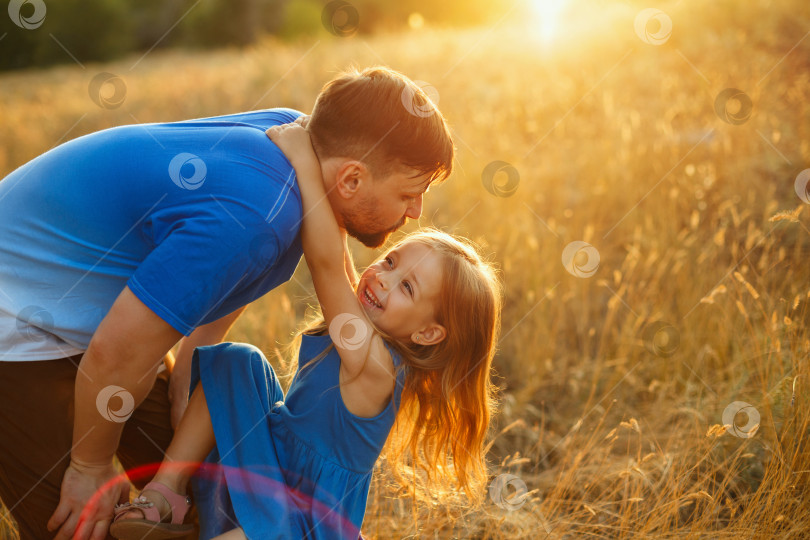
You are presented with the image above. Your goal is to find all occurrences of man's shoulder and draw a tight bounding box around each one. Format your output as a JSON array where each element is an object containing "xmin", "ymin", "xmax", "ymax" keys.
[{"xmin": 182, "ymin": 107, "xmax": 305, "ymax": 128}]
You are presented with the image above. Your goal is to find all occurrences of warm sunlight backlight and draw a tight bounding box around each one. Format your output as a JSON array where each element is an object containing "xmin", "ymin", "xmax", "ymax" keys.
[
  {"xmin": 530, "ymin": 0, "xmax": 568, "ymax": 43},
  {"xmin": 408, "ymin": 12, "xmax": 425, "ymax": 30}
]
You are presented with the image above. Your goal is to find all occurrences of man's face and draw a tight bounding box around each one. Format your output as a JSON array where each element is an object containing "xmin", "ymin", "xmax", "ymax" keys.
[{"xmin": 340, "ymin": 169, "xmax": 431, "ymax": 248}]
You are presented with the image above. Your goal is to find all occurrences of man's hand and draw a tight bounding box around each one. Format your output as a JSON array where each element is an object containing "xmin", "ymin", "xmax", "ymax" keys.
[{"xmin": 47, "ymin": 460, "xmax": 128, "ymax": 540}]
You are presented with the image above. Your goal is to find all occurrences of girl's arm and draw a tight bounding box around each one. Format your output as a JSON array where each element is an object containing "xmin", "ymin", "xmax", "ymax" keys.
[
  {"xmin": 343, "ymin": 233, "xmax": 359, "ymax": 289},
  {"xmin": 270, "ymin": 116, "xmax": 358, "ymax": 286},
  {"xmin": 266, "ymin": 122, "xmax": 389, "ymax": 377}
]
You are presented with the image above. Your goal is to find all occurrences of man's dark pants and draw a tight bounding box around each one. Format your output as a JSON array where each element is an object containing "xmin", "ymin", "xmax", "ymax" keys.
[{"xmin": 0, "ymin": 354, "xmax": 176, "ymax": 539}]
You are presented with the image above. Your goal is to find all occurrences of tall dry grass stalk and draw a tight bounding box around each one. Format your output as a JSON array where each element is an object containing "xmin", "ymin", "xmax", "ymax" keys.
[{"xmin": 1, "ymin": 0, "xmax": 808, "ymax": 537}]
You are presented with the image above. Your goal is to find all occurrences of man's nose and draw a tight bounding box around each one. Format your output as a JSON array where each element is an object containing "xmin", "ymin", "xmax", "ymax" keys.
[{"xmin": 404, "ymin": 194, "xmax": 423, "ymax": 220}]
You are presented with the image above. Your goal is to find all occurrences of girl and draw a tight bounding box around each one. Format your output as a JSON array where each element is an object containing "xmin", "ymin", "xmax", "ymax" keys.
[{"xmin": 109, "ymin": 119, "xmax": 502, "ymax": 539}]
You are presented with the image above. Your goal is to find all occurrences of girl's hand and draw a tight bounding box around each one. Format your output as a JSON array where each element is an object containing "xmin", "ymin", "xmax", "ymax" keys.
[{"xmin": 266, "ymin": 116, "xmax": 319, "ymax": 174}]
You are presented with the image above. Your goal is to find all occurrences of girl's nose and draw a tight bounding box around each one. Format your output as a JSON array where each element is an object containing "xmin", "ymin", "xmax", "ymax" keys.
[{"xmin": 375, "ymin": 270, "xmax": 390, "ymax": 290}]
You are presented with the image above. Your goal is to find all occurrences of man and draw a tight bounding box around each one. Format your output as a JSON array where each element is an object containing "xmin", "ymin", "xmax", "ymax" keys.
[{"xmin": 0, "ymin": 66, "xmax": 454, "ymax": 540}]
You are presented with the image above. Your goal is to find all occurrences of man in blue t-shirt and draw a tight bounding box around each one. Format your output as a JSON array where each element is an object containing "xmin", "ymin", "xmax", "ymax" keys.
[{"xmin": 0, "ymin": 67, "xmax": 454, "ymax": 540}]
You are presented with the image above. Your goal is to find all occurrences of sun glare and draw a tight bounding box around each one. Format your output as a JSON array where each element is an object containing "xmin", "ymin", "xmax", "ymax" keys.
[{"xmin": 530, "ymin": 0, "xmax": 568, "ymax": 43}]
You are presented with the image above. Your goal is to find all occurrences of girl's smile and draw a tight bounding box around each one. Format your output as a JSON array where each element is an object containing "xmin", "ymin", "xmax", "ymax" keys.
[{"xmin": 360, "ymin": 284, "xmax": 383, "ymax": 310}]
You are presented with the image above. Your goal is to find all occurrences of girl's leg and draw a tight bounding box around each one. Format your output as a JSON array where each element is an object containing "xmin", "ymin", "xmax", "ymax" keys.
[
  {"xmin": 153, "ymin": 384, "xmax": 216, "ymax": 492},
  {"xmin": 211, "ymin": 528, "xmax": 248, "ymax": 540},
  {"xmin": 118, "ymin": 385, "xmax": 215, "ymax": 521}
]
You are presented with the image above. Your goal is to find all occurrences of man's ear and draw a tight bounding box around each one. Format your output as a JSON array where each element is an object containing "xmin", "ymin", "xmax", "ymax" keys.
[
  {"xmin": 334, "ymin": 160, "xmax": 369, "ymax": 199},
  {"xmin": 413, "ymin": 323, "xmax": 447, "ymax": 346}
]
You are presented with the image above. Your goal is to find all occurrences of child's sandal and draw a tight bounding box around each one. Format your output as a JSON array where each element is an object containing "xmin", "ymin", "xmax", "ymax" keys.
[{"xmin": 109, "ymin": 481, "xmax": 194, "ymax": 539}]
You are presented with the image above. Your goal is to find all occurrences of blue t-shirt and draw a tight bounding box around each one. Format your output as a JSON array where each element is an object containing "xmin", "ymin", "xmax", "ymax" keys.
[{"xmin": 0, "ymin": 108, "xmax": 304, "ymax": 360}]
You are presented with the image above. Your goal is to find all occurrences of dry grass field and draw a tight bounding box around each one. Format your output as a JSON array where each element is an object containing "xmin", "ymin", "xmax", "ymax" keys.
[{"xmin": 1, "ymin": 0, "xmax": 809, "ymax": 538}]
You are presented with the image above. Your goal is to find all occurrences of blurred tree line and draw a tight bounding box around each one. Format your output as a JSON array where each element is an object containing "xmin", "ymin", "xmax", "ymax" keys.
[{"xmin": 0, "ymin": 0, "xmax": 505, "ymax": 71}]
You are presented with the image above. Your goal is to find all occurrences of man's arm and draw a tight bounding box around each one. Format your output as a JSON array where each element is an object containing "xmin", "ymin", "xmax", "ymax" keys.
[
  {"xmin": 168, "ymin": 305, "xmax": 247, "ymax": 428},
  {"xmin": 48, "ymin": 286, "xmax": 182, "ymax": 540}
]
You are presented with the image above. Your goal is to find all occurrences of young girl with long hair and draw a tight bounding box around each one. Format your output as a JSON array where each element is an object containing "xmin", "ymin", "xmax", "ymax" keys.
[{"xmin": 109, "ymin": 119, "xmax": 502, "ymax": 539}]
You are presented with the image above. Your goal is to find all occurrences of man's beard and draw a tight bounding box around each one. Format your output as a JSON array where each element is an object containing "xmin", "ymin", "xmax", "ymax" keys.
[{"xmin": 342, "ymin": 203, "xmax": 405, "ymax": 248}]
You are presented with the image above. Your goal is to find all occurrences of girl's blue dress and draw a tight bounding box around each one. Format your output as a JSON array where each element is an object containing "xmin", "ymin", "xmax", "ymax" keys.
[{"xmin": 187, "ymin": 334, "xmax": 406, "ymax": 539}]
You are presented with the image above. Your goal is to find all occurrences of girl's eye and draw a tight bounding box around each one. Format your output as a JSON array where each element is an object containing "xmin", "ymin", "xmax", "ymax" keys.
[
  {"xmin": 403, "ymin": 281, "xmax": 413, "ymax": 296},
  {"xmin": 385, "ymin": 256, "xmax": 394, "ymax": 268}
]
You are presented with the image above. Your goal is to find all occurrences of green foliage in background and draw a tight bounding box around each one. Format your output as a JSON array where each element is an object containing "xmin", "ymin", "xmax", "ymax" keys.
[
  {"xmin": 0, "ymin": 0, "xmax": 505, "ymax": 71},
  {"xmin": 1, "ymin": 0, "xmax": 134, "ymax": 70}
]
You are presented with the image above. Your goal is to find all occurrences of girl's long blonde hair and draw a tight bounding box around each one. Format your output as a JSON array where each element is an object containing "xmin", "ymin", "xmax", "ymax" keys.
[{"xmin": 283, "ymin": 228, "xmax": 503, "ymax": 507}]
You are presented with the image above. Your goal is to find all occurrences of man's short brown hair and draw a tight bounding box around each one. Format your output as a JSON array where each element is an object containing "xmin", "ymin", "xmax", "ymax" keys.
[{"xmin": 309, "ymin": 66, "xmax": 454, "ymax": 185}]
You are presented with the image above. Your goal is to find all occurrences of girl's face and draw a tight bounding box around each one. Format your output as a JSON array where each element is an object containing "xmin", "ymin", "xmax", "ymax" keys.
[{"xmin": 356, "ymin": 241, "xmax": 445, "ymax": 344}]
